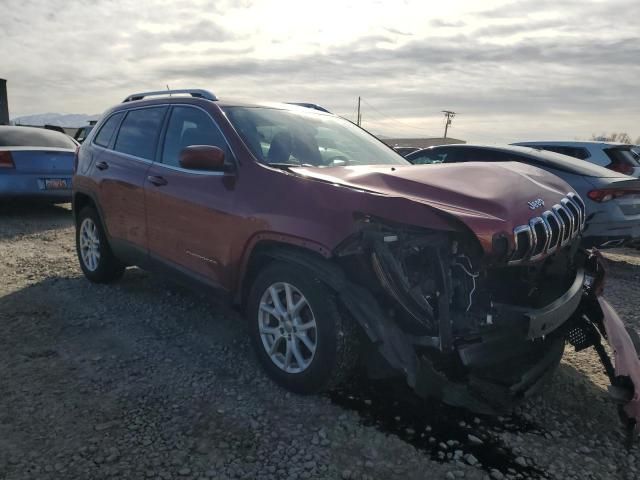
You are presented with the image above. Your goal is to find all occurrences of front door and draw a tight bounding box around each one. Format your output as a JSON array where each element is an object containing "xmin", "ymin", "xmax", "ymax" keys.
[{"xmin": 144, "ymin": 105, "xmax": 237, "ymax": 288}]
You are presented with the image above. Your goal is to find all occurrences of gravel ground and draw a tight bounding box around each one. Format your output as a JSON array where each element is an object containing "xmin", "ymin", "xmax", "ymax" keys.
[{"xmin": 0, "ymin": 202, "xmax": 639, "ymax": 480}]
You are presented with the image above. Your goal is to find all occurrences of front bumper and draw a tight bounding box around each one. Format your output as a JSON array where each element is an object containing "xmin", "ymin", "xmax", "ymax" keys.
[{"xmin": 492, "ymin": 268, "xmax": 585, "ymax": 340}]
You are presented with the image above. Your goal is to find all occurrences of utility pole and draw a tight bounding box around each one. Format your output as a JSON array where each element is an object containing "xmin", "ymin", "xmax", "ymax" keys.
[
  {"xmin": 357, "ymin": 96, "xmax": 362, "ymax": 126},
  {"xmin": 442, "ymin": 110, "xmax": 456, "ymax": 138}
]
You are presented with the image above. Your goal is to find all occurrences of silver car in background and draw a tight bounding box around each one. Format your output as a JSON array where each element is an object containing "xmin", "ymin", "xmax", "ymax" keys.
[
  {"xmin": 513, "ymin": 141, "xmax": 640, "ymax": 178},
  {"xmin": 406, "ymin": 144, "xmax": 640, "ymax": 248}
]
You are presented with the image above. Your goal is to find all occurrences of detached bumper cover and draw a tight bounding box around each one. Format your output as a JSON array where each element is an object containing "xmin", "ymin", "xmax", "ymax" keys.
[{"xmin": 599, "ymin": 297, "xmax": 640, "ymax": 432}]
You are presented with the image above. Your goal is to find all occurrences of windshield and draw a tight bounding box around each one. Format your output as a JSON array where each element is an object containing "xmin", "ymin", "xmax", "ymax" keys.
[{"xmin": 222, "ymin": 106, "xmax": 409, "ymax": 167}]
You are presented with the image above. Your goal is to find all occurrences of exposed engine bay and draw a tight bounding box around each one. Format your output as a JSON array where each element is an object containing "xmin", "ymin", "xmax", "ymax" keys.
[
  {"xmin": 260, "ymin": 215, "xmax": 640, "ymax": 445},
  {"xmin": 327, "ymin": 220, "xmax": 640, "ymax": 445}
]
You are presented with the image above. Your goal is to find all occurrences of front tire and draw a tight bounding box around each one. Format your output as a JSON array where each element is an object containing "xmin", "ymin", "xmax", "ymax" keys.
[
  {"xmin": 75, "ymin": 206, "xmax": 125, "ymax": 283},
  {"xmin": 247, "ymin": 262, "xmax": 359, "ymax": 394}
]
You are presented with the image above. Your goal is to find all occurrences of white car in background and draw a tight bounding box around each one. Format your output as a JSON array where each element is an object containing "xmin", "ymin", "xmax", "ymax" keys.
[{"xmin": 513, "ymin": 141, "xmax": 640, "ymax": 178}]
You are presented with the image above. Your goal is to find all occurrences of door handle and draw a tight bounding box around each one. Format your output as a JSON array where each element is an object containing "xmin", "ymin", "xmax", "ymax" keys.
[
  {"xmin": 147, "ymin": 175, "xmax": 168, "ymax": 186},
  {"xmin": 95, "ymin": 161, "xmax": 109, "ymax": 171}
]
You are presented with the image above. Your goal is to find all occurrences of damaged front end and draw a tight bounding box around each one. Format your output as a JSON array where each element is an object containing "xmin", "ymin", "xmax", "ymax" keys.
[{"xmin": 326, "ymin": 214, "xmax": 640, "ymax": 445}]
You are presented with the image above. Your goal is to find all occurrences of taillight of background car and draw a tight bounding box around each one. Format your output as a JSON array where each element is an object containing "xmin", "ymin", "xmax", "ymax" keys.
[
  {"xmin": 587, "ymin": 188, "xmax": 640, "ymax": 202},
  {"xmin": 74, "ymin": 145, "xmax": 80, "ymax": 173},
  {"xmin": 0, "ymin": 151, "xmax": 15, "ymax": 169}
]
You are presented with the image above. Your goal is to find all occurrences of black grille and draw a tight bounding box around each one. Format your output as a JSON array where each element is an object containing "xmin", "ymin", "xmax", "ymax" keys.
[{"xmin": 567, "ymin": 322, "xmax": 599, "ymax": 352}]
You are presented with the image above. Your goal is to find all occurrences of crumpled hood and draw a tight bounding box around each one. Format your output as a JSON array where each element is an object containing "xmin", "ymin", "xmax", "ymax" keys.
[{"xmin": 291, "ymin": 162, "xmax": 575, "ymax": 254}]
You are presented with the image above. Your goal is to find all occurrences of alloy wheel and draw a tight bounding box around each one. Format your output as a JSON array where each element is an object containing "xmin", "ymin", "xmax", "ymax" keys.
[
  {"xmin": 258, "ymin": 282, "xmax": 318, "ymax": 373},
  {"xmin": 79, "ymin": 218, "xmax": 101, "ymax": 272}
]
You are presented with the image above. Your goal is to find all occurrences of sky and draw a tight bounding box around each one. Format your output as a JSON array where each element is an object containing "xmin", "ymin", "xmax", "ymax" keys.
[{"xmin": 1, "ymin": 0, "xmax": 639, "ymax": 143}]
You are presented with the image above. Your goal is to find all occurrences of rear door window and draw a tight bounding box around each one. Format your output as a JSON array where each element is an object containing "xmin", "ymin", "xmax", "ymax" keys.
[
  {"xmin": 446, "ymin": 148, "xmax": 500, "ymax": 163},
  {"xmin": 604, "ymin": 147, "xmax": 640, "ymax": 172},
  {"xmin": 94, "ymin": 113, "xmax": 123, "ymax": 148},
  {"xmin": 532, "ymin": 145, "xmax": 590, "ymax": 160},
  {"xmin": 161, "ymin": 106, "xmax": 230, "ymax": 168},
  {"xmin": 114, "ymin": 107, "xmax": 167, "ymax": 160},
  {"xmin": 448, "ymin": 149, "xmax": 519, "ymax": 163}
]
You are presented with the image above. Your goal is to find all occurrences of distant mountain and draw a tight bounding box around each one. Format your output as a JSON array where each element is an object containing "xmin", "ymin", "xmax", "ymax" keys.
[{"xmin": 11, "ymin": 113, "xmax": 100, "ymax": 128}]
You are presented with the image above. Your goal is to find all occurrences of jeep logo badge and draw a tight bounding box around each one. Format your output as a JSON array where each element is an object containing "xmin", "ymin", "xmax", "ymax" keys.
[{"xmin": 528, "ymin": 198, "xmax": 545, "ymax": 210}]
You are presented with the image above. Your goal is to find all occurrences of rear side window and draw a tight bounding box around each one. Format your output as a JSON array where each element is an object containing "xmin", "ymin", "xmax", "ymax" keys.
[
  {"xmin": 534, "ymin": 145, "xmax": 590, "ymax": 160},
  {"xmin": 0, "ymin": 126, "xmax": 76, "ymax": 149},
  {"xmin": 445, "ymin": 148, "xmax": 499, "ymax": 163},
  {"xmin": 94, "ymin": 113, "xmax": 123, "ymax": 147},
  {"xmin": 604, "ymin": 148, "xmax": 639, "ymax": 175},
  {"xmin": 605, "ymin": 148, "xmax": 640, "ymax": 167},
  {"xmin": 443, "ymin": 149, "xmax": 519, "ymax": 163},
  {"xmin": 114, "ymin": 107, "xmax": 167, "ymax": 160},
  {"xmin": 462, "ymin": 149, "xmax": 497, "ymax": 162},
  {"xmin": 161, "ymin": 106, "xmax": 230, "ymax": 167}
]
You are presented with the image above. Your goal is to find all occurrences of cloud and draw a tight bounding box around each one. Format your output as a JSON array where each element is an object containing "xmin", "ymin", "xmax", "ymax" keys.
[
  {"xmin": 429, "ymin": 19, "xmax": 466, "ymax": 28},
  {"xmin": 1, "ymin": 0, "xmax": 639, "ymax": 142}
]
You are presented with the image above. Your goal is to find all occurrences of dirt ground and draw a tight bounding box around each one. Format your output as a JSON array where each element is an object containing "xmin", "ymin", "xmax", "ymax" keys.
[{"xmin": 0, "ymin": 202, "xmax": 639, "ymax": 480}]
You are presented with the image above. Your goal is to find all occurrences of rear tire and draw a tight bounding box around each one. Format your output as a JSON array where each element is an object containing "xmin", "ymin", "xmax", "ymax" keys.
[
  {"xmin": 247, "ymin": 261, "xmax": 359, "ymax": 394},
  {"xmin": 76, "ymin": 206, "xmax": 125, "ymax": 283}
]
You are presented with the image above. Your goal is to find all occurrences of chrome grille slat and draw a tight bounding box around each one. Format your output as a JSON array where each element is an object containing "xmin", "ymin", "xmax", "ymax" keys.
[
  {"xmin": 509, "ymin": 193, "xmax": 585, "ymax": 264},
  {"xmin": 512, "ymin": 225, "xmax": 533, "ymax": 260},
  {"xmin": 529, "ymin": 217, "xmax": 550, "ymax": 261},
  {"xmin": 561, "ymin": 198, "xmax": 580, "ymax": 238},
  {"xmin": 566, "ymin": 193, "xmax": 585, "ymax": 230},
  {"xmin": 542, "ymin": 210, "xmax": 561, "ymax": 254},
  {"xmin": 552, "ymin": 204, "xmax": 572, "ymax": 246}
]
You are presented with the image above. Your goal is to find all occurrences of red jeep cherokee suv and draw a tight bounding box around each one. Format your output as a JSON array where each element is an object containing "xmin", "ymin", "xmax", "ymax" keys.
[{"xmin": 73, "ymin": 90, "xmax": 638, "ymax": 425}]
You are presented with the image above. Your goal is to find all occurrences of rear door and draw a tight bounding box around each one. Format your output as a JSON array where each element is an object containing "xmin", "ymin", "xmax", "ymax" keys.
[
  {"xmin": 94, "ymin": 106, "xmax": 167, "ymax": 253},
  {"xmin": 144, "ymin": 105, "xmax": 236, "ymax": 288}
]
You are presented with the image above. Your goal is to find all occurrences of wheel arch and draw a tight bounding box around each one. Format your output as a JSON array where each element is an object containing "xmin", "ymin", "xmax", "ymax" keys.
[
  {"xmin": 72, "ymin": 189, "xmax": 111, "ymax": 237},
  {"xmin": 73, "ymin": 191, "xmax": 96, "ymax": 221},
  {"xmin": 234, "ymin": 234, "xmax": 335, "ymax": 308}
]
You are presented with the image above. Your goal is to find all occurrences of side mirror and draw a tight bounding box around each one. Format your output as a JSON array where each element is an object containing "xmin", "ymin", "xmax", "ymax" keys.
[{"xmin": 179, "ymin": 145, "xmax": 225, "ymax": 171}]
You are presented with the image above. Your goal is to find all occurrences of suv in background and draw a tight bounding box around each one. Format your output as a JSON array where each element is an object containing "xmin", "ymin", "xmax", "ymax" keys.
[
  {"xmin": 513, "ymin": 141, "xmax": 640, "ymax": 177},
  {"xmin": 72, "ymin": 89, "xmax": 637, "ymax": 421},
  {"xmin": 74, "ymin": 121, "xmax": 97, "ymax": 144}
]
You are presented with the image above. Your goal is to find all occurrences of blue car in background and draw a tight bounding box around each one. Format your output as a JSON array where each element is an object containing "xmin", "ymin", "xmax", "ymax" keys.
[{"xmin": 0, "ymin": 126, "xmax": 76, "ymax": 202}]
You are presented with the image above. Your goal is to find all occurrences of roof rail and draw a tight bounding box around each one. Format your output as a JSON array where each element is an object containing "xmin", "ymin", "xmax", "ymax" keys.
[{"xmin": 122, "ymin": 89, "xmax": 217, "ymax": 103}]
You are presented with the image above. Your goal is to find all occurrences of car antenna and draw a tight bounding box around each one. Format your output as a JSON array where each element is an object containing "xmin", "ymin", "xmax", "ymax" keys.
[{"xmin": 166, "ymin": 84, "xmax": 171, "ymax": 96}]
